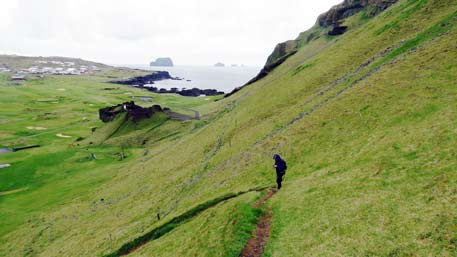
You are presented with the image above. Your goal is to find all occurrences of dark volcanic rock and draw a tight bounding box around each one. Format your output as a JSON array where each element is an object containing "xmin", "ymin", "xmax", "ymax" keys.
[
  {"xmin": 111, "ymin": 71, "xmax": 172, "ymax": 86},
  {"xmin": 318, "ymin": 0, "xmax": 399, "ymax": 27},
  {"xmin": 150, "ymin": 57, "xmax": 174, "ymax": 67},
  {"xmin": 328, "ymin": 25, "xmax": 349, "ymax": 35},
  {"xmin": 178, "ymin": 88, "xmax": 224, "ymax": 97},
  {"xmin": 146, "ymin": 87, "xmax": 224, "ymax": 97},
  {"xmin": 265, "ymin": 40, "xmax": 298, "ymax": 69},
  {"xmin": 99, "ymin": 101, "xmax": 164, "ymax": 123},
  {"xmin": 112, "ymin": 72, "xmax": 224, "ymax": 97}
]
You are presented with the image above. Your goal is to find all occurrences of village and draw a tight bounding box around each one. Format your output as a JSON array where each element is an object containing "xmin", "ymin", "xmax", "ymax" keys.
[{"xmin": 0, "ymin": 59, "xmax": 101, "ymax": 80}]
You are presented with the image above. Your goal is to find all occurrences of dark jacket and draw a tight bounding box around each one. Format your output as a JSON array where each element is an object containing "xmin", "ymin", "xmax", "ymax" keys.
[{"xmin": 274, "ymin": 154, "xmax": 287, "ymax": 175}]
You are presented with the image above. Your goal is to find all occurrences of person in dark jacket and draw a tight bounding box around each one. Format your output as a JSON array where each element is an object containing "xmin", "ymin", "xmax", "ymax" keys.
[{"xmin": 273, "ymin": 154, "xmax": 287, "ymax": 190}]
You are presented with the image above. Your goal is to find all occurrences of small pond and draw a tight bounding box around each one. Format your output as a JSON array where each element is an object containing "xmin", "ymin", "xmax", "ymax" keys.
[{"xmin": 0, "ymin": 148, "xmax": 11, "ymax": 155}]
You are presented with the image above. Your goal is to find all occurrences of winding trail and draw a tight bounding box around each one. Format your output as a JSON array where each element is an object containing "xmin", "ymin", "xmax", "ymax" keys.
[
  {"xmin": 103, "ymin": 186, "xmax": 268, "ymax": 257},
  {"xmin": 240, "ymin": 189, "xmax": 276, "ymax": 257},
  {"xmin": 183, "ymin": 108, "xmax": 200, "ymax": 120},
  {"xmin": 164, "ymin": 108, "xmax": 200, "ymax": 121}
]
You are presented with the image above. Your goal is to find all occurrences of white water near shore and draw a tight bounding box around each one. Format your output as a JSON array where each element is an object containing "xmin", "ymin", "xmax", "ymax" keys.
[{"xmin": 124, "ymin": 65, "xmax": 260, "ymax": 93}]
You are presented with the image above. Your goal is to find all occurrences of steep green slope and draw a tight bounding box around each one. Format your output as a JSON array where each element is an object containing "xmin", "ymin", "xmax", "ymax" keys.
[{"xmin": 1, "ymin": 0, "xmax": 456, "ymax": 256}]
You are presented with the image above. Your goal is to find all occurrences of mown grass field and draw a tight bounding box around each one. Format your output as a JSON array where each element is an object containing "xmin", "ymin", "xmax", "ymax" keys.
[{"xmin": 1, "ymin": 0, "xmax": 456, "ymax": 256}]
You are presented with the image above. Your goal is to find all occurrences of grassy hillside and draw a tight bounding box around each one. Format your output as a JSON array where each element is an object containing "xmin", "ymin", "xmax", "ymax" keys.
[
  {"xmin": 1, "ymin": 0, "xmax": 456, "ymax": 256},
  {"xmin": 0, "ymin": 71, "xmax": 220, "ymax": 238}
]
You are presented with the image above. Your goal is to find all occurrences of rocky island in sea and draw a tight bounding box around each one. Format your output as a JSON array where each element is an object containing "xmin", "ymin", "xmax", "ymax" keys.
[
  {"xmin": 150, "ymin": 57, "xmax": 174, "ymax": 67},
  {"xmin": 214, "ymin": 62, "xmax": 225, "ymax": 67}
]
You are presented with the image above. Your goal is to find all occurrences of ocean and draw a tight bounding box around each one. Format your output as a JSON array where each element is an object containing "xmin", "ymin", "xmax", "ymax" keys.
[{"xmin": 125, "ymin": 65, "xmax": 261, "ymax": 93}]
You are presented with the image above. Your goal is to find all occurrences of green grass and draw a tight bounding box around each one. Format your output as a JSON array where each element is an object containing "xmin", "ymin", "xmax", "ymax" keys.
[
  {"xmin": 375, "ymin": 20, "xmax": 401, "ymax": 35},
  {"xmin": 1, "ymin": 0, "xmax": 457, "ymax": 256},
  {"xmin": 0, "ymin": 70, "xmax": 219, "ymax": 240},
  {"xmin": 375, "ymin": 0, "xmax": 429, "ymax": 36},
  {"xmin": 130, "ymin": 192, "xmax": 263, "ymax": 257},
  {"xmin": 291, "ymin": 63, "xmax": 315, "ymax": 76},
  {"xmin": 104, "ymin": 188, "xmax": 265, "ymax": 257},
  {"xmin": 0, "ymin": 150, "xmax": 75, "ymax": 192},
  {"xmin": 374, "ymin": 10, "xmax": 457, "ymax": 68}
]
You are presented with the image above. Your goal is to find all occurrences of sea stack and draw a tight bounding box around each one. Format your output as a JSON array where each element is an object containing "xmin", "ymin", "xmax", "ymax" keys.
[{"xmin": 150, "ymin": 57, "xmax": 174, "ymax": 67}]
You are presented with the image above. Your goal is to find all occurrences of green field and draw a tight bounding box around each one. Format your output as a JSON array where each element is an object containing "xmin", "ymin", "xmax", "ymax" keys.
[{"xmin": 1, "ymin": 0, "xmax": 457, "ymax": 256}]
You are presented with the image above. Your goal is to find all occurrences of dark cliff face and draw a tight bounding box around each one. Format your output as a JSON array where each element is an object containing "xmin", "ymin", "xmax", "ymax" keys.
[
  {"xmin": 227, "ymin": 0, "xmax": 398, "ymax": 96},
  {"xmin": 265, "ymin": 40, "xmax": 299, "ymax": 68},
  {"xmin": 318, "ymin": 0, "xmax": 399, "ymax": 26}
]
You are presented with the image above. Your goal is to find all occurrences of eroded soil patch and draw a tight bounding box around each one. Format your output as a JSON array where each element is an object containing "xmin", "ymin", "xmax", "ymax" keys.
[{"xmin": 240, "ymin": 189, "xmax": 276, "ymax": 257}]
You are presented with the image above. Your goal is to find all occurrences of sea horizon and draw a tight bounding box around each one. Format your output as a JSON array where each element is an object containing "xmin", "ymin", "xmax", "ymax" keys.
[{"xmin": 115, "ymin": 64, "xmax": 261, "ymax": 93}]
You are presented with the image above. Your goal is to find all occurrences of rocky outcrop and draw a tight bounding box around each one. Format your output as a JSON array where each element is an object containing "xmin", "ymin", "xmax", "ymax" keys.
[
  {"xmin": 265, "ymin": 40, "xmax": 298, "ymax": 69},
  {"xmin": 111, "ymin": 71, "xmax": 172, "ymax": 86},
  {"xmin": 178, "ymin": 88, "xmax": 224, "ymax": 97},
  {"xmin": 99, "ymin": 101, "xmax": 164, "ymax": 123},
  {"xmin": 150, "ymin": 58, "xmax": 174, "ymax": 67},
  {"xmin": 143, "ymin": 86, "xmax": 224, "ymax": 97},
  {"xmin": 214, "ymin": 62, "xmax": 225, "ymax": 67},
  {"xmin": 318, "ymin": 0, "xmax": 398, "ymax": 27},
  {"xmin": 328, "ymin": 25, "xmax": 349, "ymax": 35}
]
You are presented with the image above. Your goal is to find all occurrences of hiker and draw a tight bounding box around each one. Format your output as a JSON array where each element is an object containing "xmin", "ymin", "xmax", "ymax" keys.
[{"xmin": 273, "ymin": 154, "xmax": 287, "ymax": 190}]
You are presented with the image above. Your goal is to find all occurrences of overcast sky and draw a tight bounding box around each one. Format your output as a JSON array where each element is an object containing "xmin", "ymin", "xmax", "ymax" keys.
[{"xmin": 0, "ymin": 0, "xmax": 342, "ymax": 66}]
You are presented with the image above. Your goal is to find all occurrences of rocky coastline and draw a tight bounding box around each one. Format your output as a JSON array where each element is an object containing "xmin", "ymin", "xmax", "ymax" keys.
[
  {"xmin": 111, "ymin": 72, "xmax": 225, "ymax": 97},
  {"xmin": 111, "ymin": 71, "xmax": 173, "ymax": 85}
]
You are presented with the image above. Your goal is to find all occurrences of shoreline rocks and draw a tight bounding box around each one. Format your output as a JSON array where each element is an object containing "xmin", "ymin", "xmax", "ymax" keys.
[
  {"xmin": 141, "ymin": 86, "xmax": 224, "ymax": 97},
  {"xmin": 111, "ymin": 72, "xmax": 224, "ymax": 97},
  {"xmin": 111, "ymin": 71, "xmax": 173, "ymax": 86}
]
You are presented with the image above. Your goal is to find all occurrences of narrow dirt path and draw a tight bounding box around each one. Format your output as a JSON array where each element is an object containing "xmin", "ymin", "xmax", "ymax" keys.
[
  {"xmin": 253, "ymin": 189, "xmax": 275, "ymax": 208},
  {"xmin": 103, "ymin": 187, "xmax": 268, "ymax": 257},
  {"xmin": 240, "ymin": 189, "xmax": 276, "ymax": 257},
  {"xmin": 183, "ymin": 108, "xmax": 200, "ymax": 120},
  {"xmin": 164, "ymin": 109, "xmax": 200, "ymax": 121}
]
